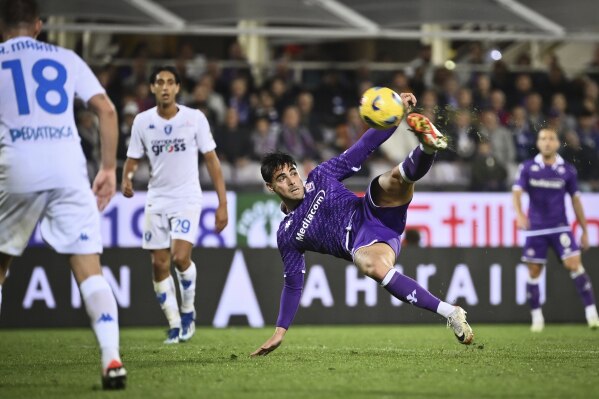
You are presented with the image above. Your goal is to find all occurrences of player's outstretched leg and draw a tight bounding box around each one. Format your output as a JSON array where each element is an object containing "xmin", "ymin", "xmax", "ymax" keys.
[
  {"xmin": 406, "ymin": 113, "xmax": 448, "ymax": 151},
  {"xmin": 380, "ymin": 268, "xmax": 474, "ymax": 344},
  {"xmin": 527, "ymin": 275, "xmax": 544, "ymax": 332},
  {"xmin": 176, "ymin": 261, "xmax": 197, "ymax": 342}
]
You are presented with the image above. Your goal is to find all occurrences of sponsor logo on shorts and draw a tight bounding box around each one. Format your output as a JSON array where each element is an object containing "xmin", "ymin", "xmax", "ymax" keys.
[
  {"xmin": 79, "ymin": 232, "xmax": 89, "ymax": 241},
  {"xmin": 295, "ymin": 190, "xmax": 325, "ymax": 242},
  {"xmin": 560, "ymin": 233, "xmax": 571, "ymax": 248}
]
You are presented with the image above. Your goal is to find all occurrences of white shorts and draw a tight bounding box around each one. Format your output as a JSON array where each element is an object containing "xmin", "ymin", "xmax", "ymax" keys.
[
  {"xmin": 142, "ymin": 208, "xmax": 201, "ymax": 250},
  {"xmin": 0, "ymin": 187, "xmax": 102, "ymax": 256}
]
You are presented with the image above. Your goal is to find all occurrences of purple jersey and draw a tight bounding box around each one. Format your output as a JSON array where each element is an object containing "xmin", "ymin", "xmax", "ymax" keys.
[
  {"xmin": 513, "ymin": 154, "xmax": 579, "ymax": 233},
  {"xmin": 277, "ymin": 127, "xmax": 397, "ymax": 278}
]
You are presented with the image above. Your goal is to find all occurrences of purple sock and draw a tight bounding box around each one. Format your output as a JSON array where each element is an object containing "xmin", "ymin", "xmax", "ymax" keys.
[
  {"xmin": 399, "ymin": 145, "xmax": 436, "ymax": 183},
  {"xmin": 526, "ymin": 282, "xmax": 541, "ymax": 309},
  {"xmin": 382, "ymin": 270, "xmax": 441, "ymax": 313},
  {"xmin": 572, "ymin": 272, "xmax": 596, "ymax": 307}
]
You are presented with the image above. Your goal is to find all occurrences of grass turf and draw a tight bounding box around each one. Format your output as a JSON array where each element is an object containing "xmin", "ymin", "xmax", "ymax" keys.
[{"xmin": 0, "ymin": 325, "xmax": 598, "ymax": 399}]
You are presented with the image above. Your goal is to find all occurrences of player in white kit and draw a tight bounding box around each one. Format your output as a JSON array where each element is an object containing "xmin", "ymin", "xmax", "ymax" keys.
[
  {"xmin": 122, "ymin": 66, "xmax": 228, "ymax": 343},
  {"xmin": 0, "ymin": 0, "xmax": 126, "ymax": 389}
]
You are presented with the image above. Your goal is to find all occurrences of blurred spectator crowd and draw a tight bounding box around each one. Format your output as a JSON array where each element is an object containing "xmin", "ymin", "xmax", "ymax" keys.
[{"xmin": 77, "ymin": 42, "xmax": 599, "ymax": 192}]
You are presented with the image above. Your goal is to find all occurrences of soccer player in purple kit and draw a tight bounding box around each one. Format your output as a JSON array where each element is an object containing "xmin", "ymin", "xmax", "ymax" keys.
[
  {"xmin": 513, "ymin": 128, "xmax": 599, "ymax": 332},
  {"xmin": 251, "ymin": 95, "xmax": 474, "ymax": 356}
]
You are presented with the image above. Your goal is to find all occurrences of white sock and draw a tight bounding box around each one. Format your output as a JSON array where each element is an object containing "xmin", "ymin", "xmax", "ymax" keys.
[
  {"xmin": 175, "ymin": 262, "xmax": 196, "ymax": 314},
  {"xmin": 531, "ymin": 308, "xmax": 544, "ymax": 324},
  {"xmin": 153, "ymin": 276, "xmax": 181, "ymax": 329},
  {"xmin": 585, "ymin": 305, "xmax": 598, "ymax": 321},
  {"xmin": 437, "ymin": 301, "xmax": 455, "ymax": 318},
  {"xmin": 79, "ymin": 275, "xmax": 121, "ymax": 370}
]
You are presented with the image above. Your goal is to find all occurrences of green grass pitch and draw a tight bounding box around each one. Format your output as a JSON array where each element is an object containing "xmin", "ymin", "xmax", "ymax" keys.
[{"xmin": 1, "ymin": 325, "xmax": 598, "ymax": 398}]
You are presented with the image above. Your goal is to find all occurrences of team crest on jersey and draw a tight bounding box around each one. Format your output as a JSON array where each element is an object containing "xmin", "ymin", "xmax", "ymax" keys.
[
  {"xmin": 531, "ymin": 165, "xmax": 540, "ymax": 172},
  {"xmin": 164, "ymin": 125, "xmax": 173, "ymax": 135},
  {"xmin": 305, "ymin": 181, "xmax": 315, "ymax": 193},
  {"xmin": 557, "ymin": 166, "xmax": 565, "ymax": 175},
  {"xmin": 149, "ymin": 124, "xmax": 155, "ymax": 129}
]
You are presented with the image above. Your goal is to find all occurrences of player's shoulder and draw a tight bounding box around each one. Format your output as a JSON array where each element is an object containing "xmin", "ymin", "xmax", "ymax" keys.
[
  {"xmin": 178, "ymin": 104, "xmax": 207, "ymax": 119},
  {"xmin": 132, "ymin": 107, "xmax": 157, "ymax": 124}
]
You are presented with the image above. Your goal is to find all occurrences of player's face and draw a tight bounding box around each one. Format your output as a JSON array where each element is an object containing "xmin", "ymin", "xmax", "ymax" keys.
[
  {"xmin": 268, "ymin": 164, "xmax": 304, "ymax": 201},
  {"xmin": 151, "ymin": 71, "xmax": 180, "ymax": 106},
  {"xmin": 536, "ymin": 129, "xmax": 560, "ymax": 157}
]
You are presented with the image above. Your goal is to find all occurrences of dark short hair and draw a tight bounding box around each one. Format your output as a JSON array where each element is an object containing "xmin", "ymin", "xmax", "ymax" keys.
[
  {"xmin": 260, "ymin": 152, "xmax": 296, "ymax": 183},
  {"xmin": 0, "ymin": 0, "xmax": 39, "ymax": 29},
  {"xmin": 149, "ymin": 66, "xmax": 181, "ymax": 85}
]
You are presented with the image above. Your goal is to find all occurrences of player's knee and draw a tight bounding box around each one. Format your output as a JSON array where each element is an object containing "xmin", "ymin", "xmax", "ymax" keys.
[
  {"xmin": 563, "ymin": 257, "xmax": 582, "ymax": 272},
  {"xmin": 171, "ymin": 252, "xmax": 191, "ymax": 268},
  {"xmin": 359, "ymin": 258, "xmax": 390, "ymax": 281}
]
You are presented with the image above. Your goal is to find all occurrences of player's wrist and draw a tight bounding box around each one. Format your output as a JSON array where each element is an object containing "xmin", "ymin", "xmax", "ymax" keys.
[{"xmin": 274, "ymin": 327, "xmax": 287, "ymax": 336}]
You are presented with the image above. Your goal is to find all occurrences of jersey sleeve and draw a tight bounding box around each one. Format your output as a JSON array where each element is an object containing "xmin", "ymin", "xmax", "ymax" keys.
[
  {"xmin": 72, "ymin": 53, "xmax": 106, "ymax": 103},
  {"xmin": 565, "ymin": 165, "xmax": 580, "ymax": 197},
  {"xmin": 278, "ymin": 236, "xmax": 306, "ymax": 277},
  {"xmin": 512, "ymin": 163, "xmax": 528, "ymax": 191},
  {"xmin": 195, "ymin": 110, "xmax": 217, "ymax": 154},
  {"xmin": 126, "ymin": 116, "xmax": 145, "ymax": 159},
  {"xmin": 317, "ymin": 126, "xmax": 397, "ymax": 181}
]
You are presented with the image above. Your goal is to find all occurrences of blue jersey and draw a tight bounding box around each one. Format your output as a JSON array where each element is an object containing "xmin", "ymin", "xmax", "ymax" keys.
[
  {"xmin": 276, "ymin": 127, "xmax": 397, "ymax": 277},
  {"xmin": 513, "ymin": 154, "xmax": 579, "ymax": 233}
]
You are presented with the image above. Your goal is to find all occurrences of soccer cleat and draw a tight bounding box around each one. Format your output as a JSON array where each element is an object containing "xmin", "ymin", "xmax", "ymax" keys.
[
  {"xmin": 164, "ymin": 327, "xmax": 180, "ymax": 344},
  {"xmin": 179, "ymin": 311, "xmax": 196, "ymax": 342},
  {"xmin": 530, "ymin": 320, "xmax": 545, "ymax": 333},
  {"xmin": 447, "ymin": 306, "xmax": 474, "ymax": 344},
  {"xmin": 587, "ymin": 316, "xmax": 599, "ymax": 330},
  {"xmin": 102, "ymin": 360, "xmax": 127, "ymax": 390},
  {"xmin": 406, "ymin": 113, "xmax": 448, "ymax": 151}
]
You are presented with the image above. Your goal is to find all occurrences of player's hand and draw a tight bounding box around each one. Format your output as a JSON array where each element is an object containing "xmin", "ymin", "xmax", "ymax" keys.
[
  {"xmin": 92, "ymin": 168, "xmax": 116, "ymax": 212},
  {"xmin": 516, "ymin": 213, "xmax": 529, "ymax": 230},
  {"xmin": 581, "ymin": 230, "xmax": 590, "ymax": 251},
  {"xmin": 121, "ymin": 178, "xmax": 134, "ymax": 198},
  {"xmin": 399, "ymin": 92, "xmax": 417, "ymax": 109},
  {"xmin": 214, "ymin": 203, "xmax": 228, "ymax": 233},
  {"xmin": 251, "ymin": 327, "xmax": 286, "ymax": 357}
]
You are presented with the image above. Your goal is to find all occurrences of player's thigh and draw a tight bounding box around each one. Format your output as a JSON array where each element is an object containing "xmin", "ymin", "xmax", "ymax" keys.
[
  {"xmin": 353, "ymin": 242, "xmax": 396, "ymax": 280},
  {"xmin": 0, "ymin": 191, "xmax": 48, "ymax": 256},
  {"xmin": 548, "ymin": 232, "xmax": 581, "ymax": 270},
  {"xmin": 521, "ymin": 235, "xmax": 550, "ymax": 265},
  {"xmin": 39, "ymin": 187, "xmax": 102, "ymax": 255},
  {"xmin": 142, "ymin": 212, "xmax": 171, "ymax": 250},
  {"xmin": 168, "ymin": 208, "xmax": 200, "ymax": 247},
  {"xmin": 371, "ymin": 171, "xmax": 414, "ymax": 207}
]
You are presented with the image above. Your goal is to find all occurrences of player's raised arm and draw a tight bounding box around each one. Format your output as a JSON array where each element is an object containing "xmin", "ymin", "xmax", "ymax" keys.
[
  {"xmin": 88, "ymin": 93, "xmax": 118, "ymax": 211},
  {"xmin": 251, "ymin": 246, "xmax": 305, "ymax": 357}
]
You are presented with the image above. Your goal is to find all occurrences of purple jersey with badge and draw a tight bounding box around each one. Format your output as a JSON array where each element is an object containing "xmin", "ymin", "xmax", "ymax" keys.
[
  {"xmin": 277, "ymin": 127, "xmax": 399, "ymax": 278},
  {"xmin": 513, "ymin": 154, "xmax": 579, "ymax": 232}
]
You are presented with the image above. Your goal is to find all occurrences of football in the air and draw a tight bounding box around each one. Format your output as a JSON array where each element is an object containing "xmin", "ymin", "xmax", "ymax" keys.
[{"xmin": 359, "ymin": 87, "xmax": 405, "ymax": 129}]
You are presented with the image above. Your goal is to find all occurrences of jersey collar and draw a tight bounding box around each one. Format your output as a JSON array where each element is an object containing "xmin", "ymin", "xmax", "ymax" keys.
[{"xmin": 534, "ymin": 153, "xmax": 564, "ymax": 170}]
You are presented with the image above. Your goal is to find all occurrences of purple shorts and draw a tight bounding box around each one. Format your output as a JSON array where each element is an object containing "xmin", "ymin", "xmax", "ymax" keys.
[
  {"xmin": 349, "ymin": 179, "xmax": 409, "ymax": 259},
  {"xmin": 521, "ymin": 231, "xmax": 580, "ymax": 264}
]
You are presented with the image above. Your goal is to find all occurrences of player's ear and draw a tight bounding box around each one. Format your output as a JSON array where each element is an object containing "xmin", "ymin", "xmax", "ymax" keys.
[
  {"xmin": 150, "ymin": 84, "xmax": 156, "ymax": 94},
  {"xmin": 265, "ymin": 182, "xmax": 274, "ymax": 193},
  {"xmin": 33, "ymin": 19, "xmax": 42, "ymax": 38}
]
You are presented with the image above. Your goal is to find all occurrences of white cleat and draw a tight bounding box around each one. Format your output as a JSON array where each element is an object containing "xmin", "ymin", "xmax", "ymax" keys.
[
  {"xmin": 406, "ymin": 113, "xmax": 448, "ymax": 151},
  {"xmin": 586, "ymin": 306, "xmax": 599, "ymax": 330},
  {"xmin": 530, "ymin": 320, "xmax": 545, "ymax": 333},
  {"xmin": 447, "ymin": 306, "xmax": 474, "ymax": 345},
  {"xmin": 587, "ymin": 316, "xmax": 599, "ymax": 330}
]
